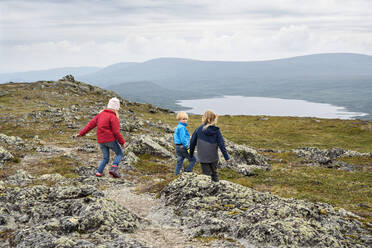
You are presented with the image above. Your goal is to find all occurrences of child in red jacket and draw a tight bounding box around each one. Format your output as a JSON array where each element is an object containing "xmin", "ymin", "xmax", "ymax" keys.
[{"xmin": 74, "ymin": 97, "xmax": 125, "ymax": 178}]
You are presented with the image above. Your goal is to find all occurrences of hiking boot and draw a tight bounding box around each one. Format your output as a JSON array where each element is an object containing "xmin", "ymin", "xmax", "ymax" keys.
[
  {"xmin": 109, "ymin": 165, "xmax": 121, "ymax": 178},
  {"xmin": 95, "ymin": 172, "xmax": 103, "ymax": 177}
]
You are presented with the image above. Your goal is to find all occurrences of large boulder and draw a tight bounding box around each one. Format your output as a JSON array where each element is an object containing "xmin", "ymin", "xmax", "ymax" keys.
[
  {"xmin": 127, "ymin": 134, "xmax": 174, "ymax": 159},
  {"xmin": 161, "ymin": 173, "xmax": 371, "ymax": 248}
]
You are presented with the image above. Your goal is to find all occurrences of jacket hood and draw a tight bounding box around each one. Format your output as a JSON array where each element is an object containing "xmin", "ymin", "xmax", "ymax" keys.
[
  {"xmin": 202, "ymin": 125, "xmax": 219, "ymax": 136},
  {"xmin": 103, "ymin": 109, "xmax": 116, "ymax": 115}
]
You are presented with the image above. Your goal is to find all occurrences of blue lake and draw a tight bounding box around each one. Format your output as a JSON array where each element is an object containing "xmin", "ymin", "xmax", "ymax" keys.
[{"xmin": 176, "ymin": 96, "xmax": 368, "ymax": 119}]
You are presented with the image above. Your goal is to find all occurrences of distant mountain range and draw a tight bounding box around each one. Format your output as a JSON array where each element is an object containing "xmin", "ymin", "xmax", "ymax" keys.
[
  {"xmin": 1, "ymin": 53, "xmax": 372, "ymax": 119},
  {"xmin": 0, "ymin": 67, "xmax": 101, "ymax": 83}
]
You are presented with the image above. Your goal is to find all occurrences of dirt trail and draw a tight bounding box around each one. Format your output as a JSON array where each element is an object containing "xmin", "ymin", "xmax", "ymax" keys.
[{"xmin": 104, "ymin": 187, "xmax": 220, "ymax": 248}]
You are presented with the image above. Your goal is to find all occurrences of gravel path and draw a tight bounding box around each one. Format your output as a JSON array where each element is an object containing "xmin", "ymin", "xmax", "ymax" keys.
[{"xmin": 104, "ymin": 187, "xmax": 242, "ymax": 248}]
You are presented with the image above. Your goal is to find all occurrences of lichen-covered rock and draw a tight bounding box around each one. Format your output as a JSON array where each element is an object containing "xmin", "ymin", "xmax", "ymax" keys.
[
  {"xmin": 128, "ymin": 134, "xmax": 174, "ymax": 158},
  {"xmin": 145, "ymin": 120, "xmax": 174, "ymax": 133},
  {"xmin": 39, "ymin": 173, "xmax": 65, "ymax": 182},
  {"xmin": 219, "ymin": 140, "xmax": 271, "ymax": 176},
  {"xmin": 0, "ymin": 180, "xmax": 4, "ymax": 191},
  {"xmin": 36, "ymin": 145, "xmax": 64, "ymax": 153},
  {"xmin": 97, "ymin": 236, "xmax": 150, "ymax": 248},
  {"xmin": 160, "ymin": 173, "xmax": 371, "ymax": 248},
  {"xmin": 293, "ymin": 147, "xmax": 371, "ymax": 162},
  {"xmin": 120, "ymin": 118, "xmax": 144, "ymax": 132},
  {"xmin": 0, "ymin": 133, "xmax": 26, "ymax": 149},
  {"xmin": 292, "ymin": 147, "xmax": 371, "ymax": 169},
  {"xmin": 4, "ymin": 169, "xmax": 34, "ymax": 187},
  {"xmin": 0, "ymin": 145, "xmax": 13, "ymax": 166},
  {"xmin": 0, "ymin": 172, "xmax": 145, "ymax": 247},
  {"xmin": 77, "ymin": 143, "xmax": 97, "ymax": 153},
  {"xmin": 60, "ymin": 74, "xmax": 75, "ymax": 82},
  {"xmin": 120, "ymin": 151, "xmax": 139, "ymax": 170}
]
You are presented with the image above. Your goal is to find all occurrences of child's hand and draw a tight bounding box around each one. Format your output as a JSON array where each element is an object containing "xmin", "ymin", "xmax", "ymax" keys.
[{"xmin": 73, "ymin": 134, "xmax": 81, "ymax": 139}]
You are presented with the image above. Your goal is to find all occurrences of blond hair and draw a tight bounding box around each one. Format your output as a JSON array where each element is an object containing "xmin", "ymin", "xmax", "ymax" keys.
[
  {"xmin": 202, "ymin": 110, "xmax": 217, "ymax": 130},
  {"xmin": 176, "ymin": 111, "xmax": 188, "ymax": 121}
]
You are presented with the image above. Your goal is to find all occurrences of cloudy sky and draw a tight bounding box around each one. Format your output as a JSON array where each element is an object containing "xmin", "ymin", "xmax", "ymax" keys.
[{"xmin": 1, "ymin": 0, "xmax": 372, "ymax": 72}]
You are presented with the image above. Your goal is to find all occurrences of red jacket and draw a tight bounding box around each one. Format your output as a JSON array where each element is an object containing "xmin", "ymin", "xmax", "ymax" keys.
[{"xmin": 79, "ymin": 109, "xmax": 125, "ymax": 145}]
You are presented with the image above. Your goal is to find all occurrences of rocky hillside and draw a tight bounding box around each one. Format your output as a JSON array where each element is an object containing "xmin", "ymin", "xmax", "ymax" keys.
[{"xmin": 0, "ymin": 76, "xmax": 371, "ymax": 247}]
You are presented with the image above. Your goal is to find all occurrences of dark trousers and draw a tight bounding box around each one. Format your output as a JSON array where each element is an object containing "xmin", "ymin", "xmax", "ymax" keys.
[
  {"xmin": 201, "ymin": 161, "xmax": 219, "ymax": 182},
  {"xmin": 175, "ymin": 145, "xmax": 197, "ymax": 176}
]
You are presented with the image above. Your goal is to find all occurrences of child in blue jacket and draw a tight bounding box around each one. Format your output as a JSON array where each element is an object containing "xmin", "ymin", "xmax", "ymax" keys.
[
  {"xmin": 190, "ymin": 110, "xmax": 230, "ymax": 182},
  {"xmin": 173, "ymin": 111, "xmax": 197, "ymax": 176}
]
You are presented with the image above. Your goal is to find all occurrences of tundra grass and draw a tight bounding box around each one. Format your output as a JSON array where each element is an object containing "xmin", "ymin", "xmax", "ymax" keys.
[
  {"xmin": 143, "ymin": 112, "xmax": 372, "ymax": 152},
  {"xmin": 218, "ymin": 162, "xmax": 372, "ymax": 223}
]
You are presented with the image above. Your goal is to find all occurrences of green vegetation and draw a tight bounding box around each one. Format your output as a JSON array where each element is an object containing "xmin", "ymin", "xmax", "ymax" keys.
[
  {"xmin": 144, "ymin": 112, "xmax": 372, "ymax": 152},
  {"xmin": 133, "ymin": 154, "xmax": 176, "ymax": 195},
  {"xmin": 29, "ymin": 156, "xmax": 80, "ymax": 178}
]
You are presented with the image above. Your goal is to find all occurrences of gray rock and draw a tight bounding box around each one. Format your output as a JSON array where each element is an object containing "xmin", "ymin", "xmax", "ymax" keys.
[
  {"xmin": 0, "ymin": 146, "xmax": 13, "ymax": 166},
  {"xmin": 128, "ymin": 134, "xmax": 174, "ymax": 159},
  {"xmin": 160, "ymin": 173, "xmax": 371, "ymax": 248},
  {"xmin": 120, "ymin": 151, "xmax": 139, "ymax": 170},
  {"xmin": 220, "ymin": 140, "xmax": 271, "ymax": 176},
  {"xmin": 74, "ymin": 165, "xmax": 97, "ymax": 177},
  {"xmin": 4, "ymin": 169, "xmax": 34, "ymax": 187},
  {"xmin": 0, "ymin": 173, "xmax": 144, "ymax": 247},
  {"xmin": 292, "ymin": 147, "xmax": 371, "ymax": 168},
  {"xmin": 77, "ymin": 143, "xmax": 97, "ymax": 153},
  {"xmin": 0, "ymin": 133, "xmax": 26, "ymax": 151},
  {"xmin": 60, "ymin": 74, "xmax": 75, "ymax": 82},
  {"xmin": 98, "ymin": 236, "xmax": 150, "ymax": 248},
  {"xmin": 0, "ymin": 90, "xmax": 9, "ymax": 97},
  {"xmin": 36, "ymin": 145, "xmax": 64, "ymax": 153},
  {"xmin": 39, "ymin": 173, "xmax": 65, "ymax": 182}
]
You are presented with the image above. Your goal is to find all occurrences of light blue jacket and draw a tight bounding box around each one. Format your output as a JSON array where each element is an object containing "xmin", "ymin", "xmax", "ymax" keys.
[{"xmin": 174, "ymin": 122, "xmax": 190, "ymax": 148}]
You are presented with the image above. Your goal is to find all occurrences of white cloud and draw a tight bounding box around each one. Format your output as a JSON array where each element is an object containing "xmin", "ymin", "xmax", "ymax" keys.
[{"xmin": 1, "ymin": 0, "xmax": 372, "ymax": 72}]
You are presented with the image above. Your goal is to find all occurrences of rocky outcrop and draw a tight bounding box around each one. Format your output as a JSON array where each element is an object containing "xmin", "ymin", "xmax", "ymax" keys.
[
  {"xmin": 292, "ymin": 147, "xmax": 372, "ymax": 170},
  {"xmin": 161, "ymin": 173, "xmax": 371, "ymax": 248},
  {"xmin": 59, "ymin": 74, "xmax": 75, "ymax": 82},
  {"xmin": 0, "ymin": 146, "xmax": 13, "ymax": 167},
  {"xmin": 219, "ymin": 140, "xmax": 271, "ymax": 176},
  {"xmin": 127, "ymin": 134, "xmax": 175, "ymax": 159},
  {"xmin": 0, "ymin": 170, "xmax": 146, "ymax": 247},
  {"xmin": 0, "ymin": 133, "xmax": 27, "ymax": 151}
]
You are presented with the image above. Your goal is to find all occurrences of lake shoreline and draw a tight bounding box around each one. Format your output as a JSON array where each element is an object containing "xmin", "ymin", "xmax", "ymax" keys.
[{"xmin": 176, "ymin": 95, "xmax": 369, "ymax": 120}]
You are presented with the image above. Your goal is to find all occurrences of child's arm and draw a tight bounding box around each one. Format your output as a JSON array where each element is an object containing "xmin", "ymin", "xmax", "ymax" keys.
[
  {"xmin": 189, "ymin": 128, "xmax": 198, "ymax": 156},
  {"xmin": 217, "ymin": 130, "xmax": 230, "ymax": 161},
  {"xmin": 179, "ymin": 126, "xmax": 189, "ymax": 148},
  {"xmin": 79, "ymin": 114, "xmax": 99, "ymax": 136},
  {"xmin": 111, "ymin": 116, "xmax": 125, "ymax": 145}
]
